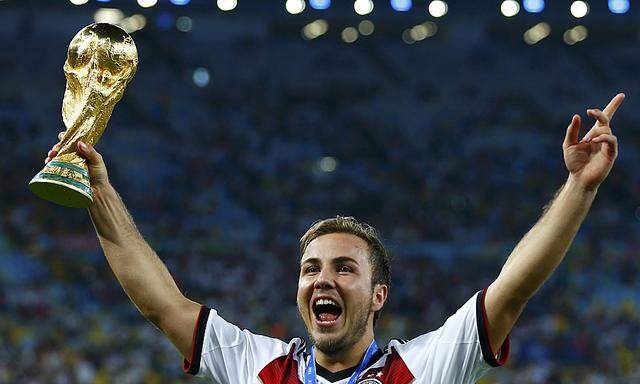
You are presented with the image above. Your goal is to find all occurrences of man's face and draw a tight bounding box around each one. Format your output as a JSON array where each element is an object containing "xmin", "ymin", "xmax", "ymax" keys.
[{"xmin": 297, "ymin": 233, "xmax": 386, "ymax": 355}]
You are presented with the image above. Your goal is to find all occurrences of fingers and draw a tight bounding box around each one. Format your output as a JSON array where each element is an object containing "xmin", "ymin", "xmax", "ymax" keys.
[
  {"xmin": 44, "ymin": 147, "xmax": 59, "ymax": 164},
  {"xmin": 602, "ymin": 93, "xmax": 625, "ymax": 118},
  {"xmin": 583, "ymin": 125, "xmax": 612, "ymax": 142},
  {"xmin": 563, "ymin": 114, "xmax": 581, "ymax": 148},
  {"xmin": 591, "ymin": 133, "xmax": 618, "ymax": 157},
  {"xmin": 76, "ymin": 141, "xmax": 103, "ymax": 165},
  {"xmin": 586, "ymin": 108, "xmax": 609, "ymax": 126},
  {"xmin": 44, "ymin": 132, "xmax": 66, "ymax": 164}
]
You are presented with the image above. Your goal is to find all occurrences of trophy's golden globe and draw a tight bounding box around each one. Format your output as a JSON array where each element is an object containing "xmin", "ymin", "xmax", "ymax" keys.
[{"xmin": 29, "ymin": 23, "xmax": 138, "ymax": 208}]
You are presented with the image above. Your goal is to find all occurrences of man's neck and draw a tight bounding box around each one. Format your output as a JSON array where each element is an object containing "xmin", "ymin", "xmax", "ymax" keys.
[{"xmin": 314, "ymin": 331, "xmax": 375, "ymax": 373}]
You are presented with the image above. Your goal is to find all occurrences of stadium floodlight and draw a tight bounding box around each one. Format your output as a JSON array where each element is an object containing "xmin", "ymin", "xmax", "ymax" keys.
[
  {"xmin": 302, "ymin": 19, "xmax": 329, "ymax": 40},
  {"xmin": 341, "ymin": 27, "xmax": 359, "ymax": 43},
  {"xmin": 170, "ymin": 0, "xmax": 190, "ymax": 5},
  {"xmin": 193, "ymin": 68, "xmax": 210, "ymax": 87},
  {"xmin": 563, "ymin": 25, "xmax": 588, "ymax": 44},
  {"xmin": 500, "ymin": 0, "xmax": 520, "ymax": 17},
  {"xmin": 69, "ymin": 0, "xmax": 89, "ymax": 5},
  {"xmin": 608, "ymin": 0, "xmax": 629, "ymax": 14},
  {"xmin": 358, "ymin": 20, "xmax": 375, "ymax": 35},
  {"xmin": 137, "ymin": 0, "xmax": 158, "ymax": 8},
  {"xmin": 523, "ymin": 0, "xmax": 544, "ymax": 13},
  {"xmin": 286, "ymin": 0, "xmax": 306, "ymax": 14},
  {"xmin": 428, "ymin": 1, "xmax": 447, "ymax": 17},
  {"xmin": 218, "ymin": 0, "xmax": 237, "ymax": 11},
  {"xmin": 318, "ymin": 157, "xmax": 338, "ymax": 172},
  {"xmin": 309, "ymin": 0, "xmax": 331, "ymax": 10},
  {"xmin": 354, "ymin": 0, "xmax": 374, "ymax": 15},
  {"xmin": 523, "ymin": 22, "xmax": 550, "ymax": 44},
  {"xmin": 391, "ymin": 0, "xmax": 412, "ymax": 12},
  {"xmin": 94, "ymin": 8, "xmax": 125, "ymax": 24},
  {"xmin": 570, "ymin": 1, "xmax": 589, "ymax": 18},
  {"xmin": 176, "ymin": 16, "xmax": 193, "ymax": 32}
]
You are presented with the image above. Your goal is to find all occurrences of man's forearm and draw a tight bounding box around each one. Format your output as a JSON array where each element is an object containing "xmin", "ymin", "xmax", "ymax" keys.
[
  {"xmin": 484, "ymin": 174, "xmax": 597, "ymax": 351},
  {"xmin": 496, "ymin": 174, "xmax": 596, "ymax": 302},
  {"xmin": 88, "ymin": 183, "xmax": 187, "ymax": 323}
]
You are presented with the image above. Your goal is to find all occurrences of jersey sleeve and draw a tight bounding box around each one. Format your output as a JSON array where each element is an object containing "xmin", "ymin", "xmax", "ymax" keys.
[
  {"xmin": 392, "ymin": 288, "xmax": 510, "ymax": 384},
  {"xmin": 183, "ymin": 305, "xmax": 293, "ymax": 383}
]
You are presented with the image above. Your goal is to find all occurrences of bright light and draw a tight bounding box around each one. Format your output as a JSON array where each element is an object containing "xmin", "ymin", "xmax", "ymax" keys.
[
  {"xmin": 120, "ymin": 14, "xmax": 146, "ymax": 33},
  {"xmin": 318, "ymin": 157, "xmax": 337, "ymax": 172},
  {"xmin": 570, "ymin": 1, "xmax": 589, "ymax": 18},
  {"xmin": 608, "ymin": 0, "xmax": 629, "ymax": 14},
  {"xmin": 564, "ymin": 25, "xmax": 588, "ymax": 45},
  {"xmin": 302, "ymin": 19, "xmax": 329, "ymax": 40},
  {"xmin": 217, "ymin": 0, "xmax": 237, "ymax": 11},
  {"xmin": 354, "ymin": 0, "xmax": 374, "ymax": 15},
  {"xmin": 137, "ymin": 0, "xmax": 157, "ymax": 8},
  {"xmin": 193, "ymin": 68, "xmax": 210, "ymax": 87},
  {"xmin": 286, "ymin": 0, "xmax": 306, "ymax": 14},
  {"xmin": 391, "ymin": 0, "xmax": 412, "ymax": 12},
  {"xmin": 402, "ymin": 29, "xmax": 415, "ymax": 44},
  {"xmin": 409, "ymin": 22, "xmax": 437, "ymax": 41},
  {"xmin": 309, "ymin": 0, "xmax": 331, "ymax": 10},
  {"xmin": 428, "ymin": 1, "xmax": 447, "ymax": 17},
  {"xmin": 170, "ymin": 0, "xmax": 190, "ymax": 5},
  {"xmin": 341, "ymin": 27, "xmax": 359, "ymax": 43},
  {"xmin": 358, "ymin": 20, "xmax": 374, "ymax": 35},
  {"xmin": 501, "ymin": 0, "xmax": 520, "ymax": 17},
  {"xmin": 176, "ymin": 16, "xmax": 193, "ymax": 32},
  {"xmin": 94, "ymin": 8, "xmax": 124, "ymax": 24},
  {"xmin": 523, "ymin": 0, "xmax": 544, "ymax": 13},
  {"xmin": 523, "ymin": 22, "xmax": 550, "ymax": 44},
  {"xmin": 69, "ymin": 0, "xmax": 89, "ymax": 5}
]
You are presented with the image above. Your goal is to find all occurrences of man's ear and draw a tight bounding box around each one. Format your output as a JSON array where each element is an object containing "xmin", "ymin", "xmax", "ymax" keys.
[{"xmin": 372, "ymin": 283, "xmax": 388, "ymax": 312}]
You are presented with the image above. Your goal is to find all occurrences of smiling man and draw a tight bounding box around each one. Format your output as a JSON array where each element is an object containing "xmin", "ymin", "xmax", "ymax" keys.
[{"xmin": 44, "ymin": 94, "xmax": 624, "ymax": 383}]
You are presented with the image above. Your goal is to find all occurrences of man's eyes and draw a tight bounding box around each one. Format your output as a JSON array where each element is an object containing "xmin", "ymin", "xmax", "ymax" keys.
[
  {"xmin": 305, "ymin": 266, "xmax": 320, "ymax": 273},
  {"xmin": 303, "ymin": 265, "xmax": 353, "ymax": 273}
]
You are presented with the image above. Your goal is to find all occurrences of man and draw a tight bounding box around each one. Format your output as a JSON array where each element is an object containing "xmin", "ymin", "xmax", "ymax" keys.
[{"xmin": 44, "ymin": 93, "xmax": 624, "ymax": 383}]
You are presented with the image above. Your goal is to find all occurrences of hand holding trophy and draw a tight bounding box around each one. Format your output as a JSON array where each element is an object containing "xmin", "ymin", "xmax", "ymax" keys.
[{"xmin": 29, "ymin": 23, "xmax": 138, "ymax": 208}]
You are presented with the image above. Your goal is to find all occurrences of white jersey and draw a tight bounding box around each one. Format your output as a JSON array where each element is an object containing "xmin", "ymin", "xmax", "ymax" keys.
[{"xmin": 183, "ymin": 288, "xmax": 509, "ymax": 384}]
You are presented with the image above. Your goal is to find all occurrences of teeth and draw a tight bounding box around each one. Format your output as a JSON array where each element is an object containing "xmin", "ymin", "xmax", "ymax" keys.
[{"xmin": 316, "ymin": 299, "xmax": 338, "ymax": 306}]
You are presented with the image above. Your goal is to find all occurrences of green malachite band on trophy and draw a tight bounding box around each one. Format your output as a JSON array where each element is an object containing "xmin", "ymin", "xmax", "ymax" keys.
[
  {"xmin": 47, "ymin": 161, "xmax": 90, "ymax": 179},
  {"xmin": 33, "ymin": 173, "xmax": 93, "ymax": 196}
]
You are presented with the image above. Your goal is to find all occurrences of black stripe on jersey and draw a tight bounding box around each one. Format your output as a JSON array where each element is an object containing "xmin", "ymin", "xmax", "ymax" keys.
[
  {"xmin": 183, "ymin": 306, "xmax": 211, "ymax": 375},
  {"xmin": 476, "ymin": 288, "xmax": 509, "ymax": 367}
]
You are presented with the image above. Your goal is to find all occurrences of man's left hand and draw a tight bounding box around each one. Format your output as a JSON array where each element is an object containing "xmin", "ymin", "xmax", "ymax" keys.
[{"xmin": 563, "ymin": 93, "xmax": 625, "ymax": 191}]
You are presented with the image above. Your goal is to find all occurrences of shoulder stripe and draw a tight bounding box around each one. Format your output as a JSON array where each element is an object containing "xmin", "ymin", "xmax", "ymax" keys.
[
  {"xmin": 183, "ymin": 305, "xmax": 211, "ymax": 375},
  {"xmin": 476, "ymin": 288, "xmax": 510, "ymax": 367}
]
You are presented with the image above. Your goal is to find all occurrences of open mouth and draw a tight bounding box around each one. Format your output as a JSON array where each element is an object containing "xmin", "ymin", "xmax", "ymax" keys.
[{"xmin": 312, "ymin": 298, "xmax": 343, "ymax": 326}]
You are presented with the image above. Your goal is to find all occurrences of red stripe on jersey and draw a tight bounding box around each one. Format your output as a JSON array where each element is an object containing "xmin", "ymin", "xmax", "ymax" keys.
[
  {"xmin": 359, "ymin": 348, "xmax": 414, "ymax": 384},
  {"xmin": 258, "ymin": 349, "xmax": 300, "ymax": 384}
]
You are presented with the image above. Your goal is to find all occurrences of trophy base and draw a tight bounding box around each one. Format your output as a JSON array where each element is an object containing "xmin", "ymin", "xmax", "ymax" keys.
[{"xmin": 29, "ymin": 160, "xmax": 93, "ymax": 208}]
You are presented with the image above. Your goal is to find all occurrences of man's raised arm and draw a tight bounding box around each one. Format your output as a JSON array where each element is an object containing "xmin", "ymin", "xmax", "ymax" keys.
[
  {"xmin": 483, "ymin": 93, "xmax": 625, "ymax": 354},
  {"xmin": 44, "ymin": 139, "xmax": 201, "ymax": 359}
]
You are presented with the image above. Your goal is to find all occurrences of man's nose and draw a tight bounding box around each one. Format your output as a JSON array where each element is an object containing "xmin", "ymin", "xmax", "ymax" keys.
[{"xmin": 313, "ymin": 269, "xmax": 335, "ymax": 290}]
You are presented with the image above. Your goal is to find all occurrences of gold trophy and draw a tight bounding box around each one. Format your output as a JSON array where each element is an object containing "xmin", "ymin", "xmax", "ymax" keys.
[{"xmin": 29, "ymin": 23, "xmax": 138, "ymax": 208}]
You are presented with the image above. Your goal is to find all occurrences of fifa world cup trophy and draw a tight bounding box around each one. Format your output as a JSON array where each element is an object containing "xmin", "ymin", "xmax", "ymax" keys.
[{"xmin": 29, "ymin": 23, "xmax": 138, "ymax": 208}]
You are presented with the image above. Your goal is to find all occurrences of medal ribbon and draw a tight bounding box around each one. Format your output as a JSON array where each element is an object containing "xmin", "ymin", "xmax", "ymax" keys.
[{"xmin": 305, "ymin": 340, "xmax": 378, "ymax": 384}]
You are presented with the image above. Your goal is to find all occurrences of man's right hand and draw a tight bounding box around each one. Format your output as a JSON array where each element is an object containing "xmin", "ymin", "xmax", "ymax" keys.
[{"xmin": 44, "ymin": 132, "xmax": 110, "ymax": 188}]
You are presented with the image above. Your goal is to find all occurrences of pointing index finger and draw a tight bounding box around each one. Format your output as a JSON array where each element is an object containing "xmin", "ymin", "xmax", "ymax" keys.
[{"xmin": 603, "ymin": 93, "xmax": 625, "ymax": 118}]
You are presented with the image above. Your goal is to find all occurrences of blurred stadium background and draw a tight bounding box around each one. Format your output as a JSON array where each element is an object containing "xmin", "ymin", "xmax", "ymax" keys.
[{"xmin": 1, "ymin": 0, "xmax": 640, "ymax": 383}]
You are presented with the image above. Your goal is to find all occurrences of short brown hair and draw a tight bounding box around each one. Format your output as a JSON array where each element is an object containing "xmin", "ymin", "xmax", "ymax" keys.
[{"xmin": 299, "ymin": 216, "xmax": 391, "ymax": 325}]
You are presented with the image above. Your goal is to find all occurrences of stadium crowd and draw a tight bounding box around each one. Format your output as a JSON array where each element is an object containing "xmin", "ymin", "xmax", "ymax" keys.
[{"xmin": 1, "ymin": 6, "xmax": 640, "ymax": 384}]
